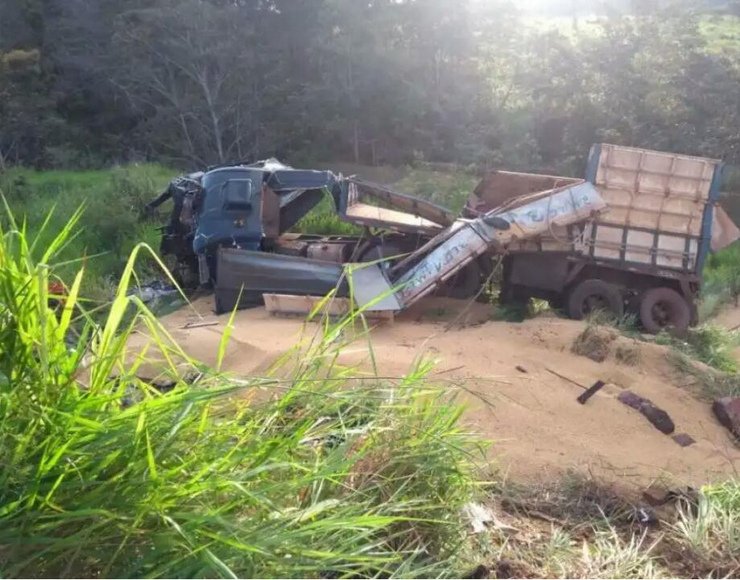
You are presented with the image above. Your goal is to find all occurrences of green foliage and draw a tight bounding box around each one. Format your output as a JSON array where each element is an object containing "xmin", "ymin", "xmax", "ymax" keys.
[
  {"xmin": 701, "ymin": 242, "xmax": 740, "ymax": 320},
  {"xmin": 673, "ymin": 483, "xmax": 740, "ymax": 576},
  {"xmin": 291, "ymin": 194, "xmax": 360, "ymax": 236},
  {"xmin": 4, "ymin": 1, "xmax": 739, "ymax": 171},
  {"xmin": 394, "ymin": 167, "xmax": 479, "ymax": 211},
  {"xmin": 0, "ymin": 206, "xmax": 481, "ymax": 577},
  {"xmin": 668, "ymin": 351, "xmax": 740, "ymax": 399},
  {"xmin": 657, "ymin": 324, "xmax": 740, "ymax": 373},
  {"xmin": 0, "ymin": 164, "xmax": 172, "ymax": 299}
]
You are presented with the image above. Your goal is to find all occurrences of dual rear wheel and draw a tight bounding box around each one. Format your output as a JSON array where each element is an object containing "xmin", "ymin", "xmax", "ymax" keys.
[{"xmin": 566, "ymin": 278, "xmax": 691, "ymax": 336}]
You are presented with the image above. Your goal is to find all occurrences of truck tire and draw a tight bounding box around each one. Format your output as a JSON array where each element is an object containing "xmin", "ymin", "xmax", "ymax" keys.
[
  {"xmin": 567, "ymin": 279, "xmax": 624, "ymax": 320},
  {"xmin": 639, "ymin": 287, "xmax": 690, "ymax": 336}
]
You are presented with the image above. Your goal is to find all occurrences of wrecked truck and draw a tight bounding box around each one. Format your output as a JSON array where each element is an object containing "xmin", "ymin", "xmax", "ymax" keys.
[
  {"xmin": 462, "ymin": 144, "xmax": 740, "ymax": 334},
  {"xmin": 342, "ymin": 144, "xmax": 738, "ymax": 335},
  {"xmin": 150, "ymin": 145, "xmax": 738, "ymax": 335},
  {"xmin": 147, "ymin": 159, "xmax": 486, "ymax": 311}
]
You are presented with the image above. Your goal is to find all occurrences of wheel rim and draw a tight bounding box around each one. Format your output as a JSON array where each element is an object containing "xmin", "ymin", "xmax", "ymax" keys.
[{"xmin": 651, "ymin": 300, "xmax": 674, "ymax": 328}]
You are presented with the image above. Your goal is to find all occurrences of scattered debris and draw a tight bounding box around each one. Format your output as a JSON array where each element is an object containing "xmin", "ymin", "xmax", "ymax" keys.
[
  {"xmin": 577, "ymin": 379, "xmax": 607, "ymax": 404},
  {"xmin": 461, "ymin": 502, "xmax": 517, "ymax": 535},
  {"xmin": 642, "ymin": 487, "xmax": 700, "ymax": 515},
  {"xmin": 462, "ymin": 502, "xmax": 495, "ymax": 533},
  {"xmin": 712, "ymin": 397, "xmax": 740, "ymax": 440},
  {"xmin": 618, "ymin": 391, "xmax": 675, "ymax": 435},
  {"xmin": 632, "ymin": 505, "xmax": 659, "ymax": 526},
  {"xmin": 545, "ymin": 366, "xmax": 587, "ymax": 390},
  {"xmin": 571, "ymin": 325, "xmax": 618, "ymax": 362},
  {"xmin": 129, "ymin": 280, "xmax": 177, "ymax": 304},
  {"xmin": 181, "ymin": 320, "xmax": 220, "ymax": 329},
  {"xmin": 672, "ymin": 433, "xmax": 696, "ymax": 447}
]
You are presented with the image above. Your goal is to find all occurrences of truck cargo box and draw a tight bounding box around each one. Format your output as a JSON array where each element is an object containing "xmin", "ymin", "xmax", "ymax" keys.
[{"xmin": 580, "ymin": 144, "xmax": 724, "ymax": 275}]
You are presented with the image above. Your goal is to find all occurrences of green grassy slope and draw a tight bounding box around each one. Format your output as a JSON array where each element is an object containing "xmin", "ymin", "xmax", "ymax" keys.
[{"xmin": 0, "ymin": 164, "xmax": 173, "ymax": 298}]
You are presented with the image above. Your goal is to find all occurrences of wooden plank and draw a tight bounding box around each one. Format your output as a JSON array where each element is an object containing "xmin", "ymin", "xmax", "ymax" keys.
[{"xmin": 263, "ymin": 294, "xmax": 394, "ymax": 321}]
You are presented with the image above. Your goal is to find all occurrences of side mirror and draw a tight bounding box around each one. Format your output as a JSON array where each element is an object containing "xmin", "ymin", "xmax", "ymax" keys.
[{"xmin": 482, "ymin": 215, "xmax": 511, "ymax": 230}]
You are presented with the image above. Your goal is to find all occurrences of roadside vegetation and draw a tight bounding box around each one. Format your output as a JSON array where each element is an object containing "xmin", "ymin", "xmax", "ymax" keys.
[
  {"xmin": 467, "ymin": 475, "xmax": 740, "ymax": 579},
  {"xmin": 0, "ymin": 206, "xmax": 484, "ymax": 577},
  {"xmin": 0, "ymin": 165, "xmax": 172, "ymax": 300},
  {"xmin": 3, "ymin": 194, "xmax": 740, "ymax": 578}
]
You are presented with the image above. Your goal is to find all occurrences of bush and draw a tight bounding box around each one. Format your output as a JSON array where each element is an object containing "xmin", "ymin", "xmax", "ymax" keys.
[{"xmin": 0, "ymin": 207, "xmax": 480, "ymax": 578}]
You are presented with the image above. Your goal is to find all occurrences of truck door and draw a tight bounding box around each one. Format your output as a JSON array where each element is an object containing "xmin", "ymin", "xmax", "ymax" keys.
[{"xmin": 194, "ymin": 167, "xmax": 264, "ymax": 255}]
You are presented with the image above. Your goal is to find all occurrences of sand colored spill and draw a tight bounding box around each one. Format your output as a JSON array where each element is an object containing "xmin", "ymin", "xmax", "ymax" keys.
[{"xmin": 140, "ymin": 296, "xmax": 740, "ymax": 490}]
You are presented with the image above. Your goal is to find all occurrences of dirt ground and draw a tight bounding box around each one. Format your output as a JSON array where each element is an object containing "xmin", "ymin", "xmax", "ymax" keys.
[{"xmin": 142, "ymin": 295, "xmax": 740, "ymax": 491}]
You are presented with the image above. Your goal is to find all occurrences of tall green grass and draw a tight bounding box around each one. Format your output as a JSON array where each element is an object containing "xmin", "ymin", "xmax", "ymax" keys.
[
  {"xmin": 0, "ymin": 164, "xmax": 173, "ymax": 300},
  {"xmin": 656, "ymin": 323, "xmax": 740, "ymax": 373},
  {"xmin": 700, "ymin": 242, "xmax": 740, "ymax": 320},
  {"xmin": 0, "ymin": 206, "xmax": 480, "ymax": 578}
]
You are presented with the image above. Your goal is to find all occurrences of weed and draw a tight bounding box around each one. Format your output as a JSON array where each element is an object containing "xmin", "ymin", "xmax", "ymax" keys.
[
  {"xmin": 572, "ymin": 324, "xmax": 618, "ymax": 363},
  {"xmin": 657, "ymin": 324, "xmax": 739, "ymax": 373},
  {"xmin": 1, "ymin": 164, "xmax": 172, "ymax": 300},
  {"xmin": 483, "ymin": 475, "xmax": 667, "ymax": 578},
  {"xmin": 700, "ymin": 242, "xmax": 740, "ymax": 320},
  {"xmin": 671, "ymin": 483, "xmax": 740, "ymax": 577},
  {"xmin": 668, "ymin": 351, "xmax": 740, "ymax": 400},
  {"xmin": 585, "ymin": 309, "xmax": 640, "ymax": 335},
  {"xmin": 615, "ymin": 341, "xmax": 642, "ymax": 366},
  {"xmin": 291, "ymin": 193, "xmax": 361, "ymax": 235},
  {"xmin": 0, "ymin": 205, "xmax": 481, "ymax": 578}
]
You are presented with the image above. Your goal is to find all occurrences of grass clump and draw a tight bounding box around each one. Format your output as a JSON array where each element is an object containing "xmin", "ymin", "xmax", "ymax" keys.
[
  {"xmin": 572, "ymin": 323, "xmax": 618, "ymax": 362},
  {"xmin": 0, "ymin": 205, "xmax": 480, "ymax": 578},
  {"xmin": 671, "ymin": 483, "xmax": 740, "ymax": 577},
  {"xmin": 700, "ymin": 242, "xmax": 740, "ymax": 320},
  {"xmin": 470, "ymin": 475, "xmax": 666, "ymax": 579},
  {"xmin": 615, "ymin": 341, "xmax": 642, "ymax": 366},
  {"xmin": 668, "ymin": 351, "xmax": 740, "ymax": 400},
  {"xmin": 469, "ymin": 475, "xmax": 740, "ymax": 579},
  {"xmin": 657, "ymin": 323, "xmax": 740, "ymax": 373},
  {"xmin": 291, "ymin": 193, "xmax": 361, "ymax": 235}
]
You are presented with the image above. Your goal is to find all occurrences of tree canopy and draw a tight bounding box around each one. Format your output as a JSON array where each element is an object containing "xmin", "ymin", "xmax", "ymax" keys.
[{"xmin": 1, "ymin": 0, "xmax": 739, "ymax": 174}]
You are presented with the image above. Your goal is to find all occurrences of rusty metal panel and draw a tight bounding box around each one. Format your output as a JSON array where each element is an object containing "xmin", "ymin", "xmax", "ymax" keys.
[
  {"xmin": 466, "ymin": 171, "xmax": 583, "ymax": 217},
  {"xmin": 337, "ymin": 179, "xmax": 454, "ymax": 235}
]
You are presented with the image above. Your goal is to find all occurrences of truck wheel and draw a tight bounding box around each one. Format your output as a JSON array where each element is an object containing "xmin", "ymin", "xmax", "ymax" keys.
[
  {"xmin": 567, "ymin": 279, "xmax": 624, "ymax": 320},
  {"xmin": 639, "ymin": 287, "xmax": 690, "ymax": 336}
]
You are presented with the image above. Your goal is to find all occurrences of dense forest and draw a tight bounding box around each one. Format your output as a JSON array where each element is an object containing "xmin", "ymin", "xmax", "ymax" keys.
[{"xmin": 1, "ymin": 0, "xmax": 739, "ymax": 175}]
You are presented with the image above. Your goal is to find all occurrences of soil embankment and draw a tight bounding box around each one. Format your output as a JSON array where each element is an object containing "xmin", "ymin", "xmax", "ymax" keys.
[{"xmin": 141, "ymin": 296, "xmax": 740, "ymax": 489}]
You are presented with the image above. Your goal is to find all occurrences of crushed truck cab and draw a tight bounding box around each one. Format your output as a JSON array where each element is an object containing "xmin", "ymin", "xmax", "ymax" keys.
[{"xmin": 149, "ymin": 158, "xmax": 474, "ymax": 310}]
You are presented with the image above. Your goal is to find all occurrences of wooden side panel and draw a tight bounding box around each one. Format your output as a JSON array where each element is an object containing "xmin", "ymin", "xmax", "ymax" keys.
[
  {"xmin": 590, "ymin": 144, "xmax": 721, "ymax": 272},
  {"xmin": 263, "ymin": 293, "xmax": 394, "ymax": 321}
]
